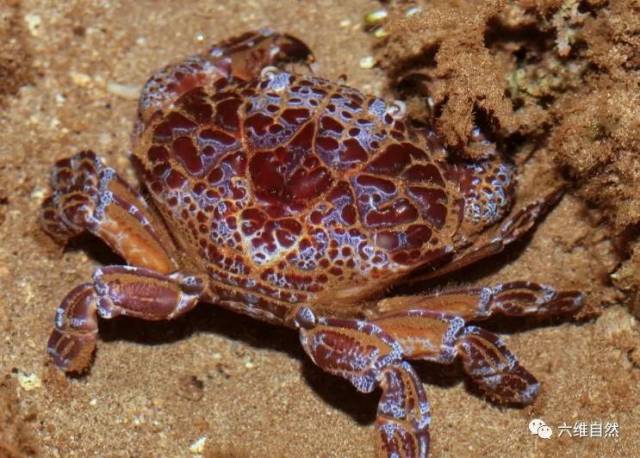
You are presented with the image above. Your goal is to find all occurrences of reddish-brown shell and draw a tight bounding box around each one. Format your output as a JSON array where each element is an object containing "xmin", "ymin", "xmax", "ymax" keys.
[{"xmin": 134, "ymin": 69, "xmax": 510, "ymax": 319}]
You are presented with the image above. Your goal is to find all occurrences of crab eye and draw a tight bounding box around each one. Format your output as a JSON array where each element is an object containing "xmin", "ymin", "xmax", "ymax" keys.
[
  {"xmin": 293, "ymin": 306, "xmax": 317, "ymax": 330},
  {"xmin": 386, "ymin": 100, "xmax": 406, "ymax": 120},
  {"xmin": 260, "ymin": 65, "xmax": 280, "ymax": 80}
]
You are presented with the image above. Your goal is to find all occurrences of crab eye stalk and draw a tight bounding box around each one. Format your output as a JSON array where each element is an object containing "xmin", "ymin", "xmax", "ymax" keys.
[
  {"xmin": 293, "ymin": 306, "xmax": 317, "ymax": 330},
  {"xmin": 386, "ymin": 100, "xmax": 407, "ymax": 120}
]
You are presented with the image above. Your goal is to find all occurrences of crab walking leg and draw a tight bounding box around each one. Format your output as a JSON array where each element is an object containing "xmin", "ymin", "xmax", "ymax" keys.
[
  {"xmin": 39, "ymin": 151, "xmax": 177, "ymax": 274},
  {"xmin": 293, "ymin": 307, "xmax": 430, "ymax": 458},
  {"xmin": 374, "ymin": 281, "xmax": 584, "ymax": 320},
  {"xmin": 371, "ymin": 310, "xmax": 539, "ymax": 404},
  {"xmin": 376, "ymin": 362, "xmax": 430, "ymax": 457},
  {"xmin": 48, "ymin": 266, "xmax": 205, "ymax": 373},
  {"xmin": 47, "ymin": 284, "xmax": 99, "ymax": 373},
  {"xmin": 404, "ymin": 189, "xmax": 564, "ymax": 285}
]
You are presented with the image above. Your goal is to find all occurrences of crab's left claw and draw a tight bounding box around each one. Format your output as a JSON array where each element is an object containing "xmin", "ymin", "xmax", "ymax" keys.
[
  {"xmin": 137, "ymin": 29, "xmax": 313, "ymax": 128},
  {"xmin": 208, "ymin": 28, "xmax": 314, "ymax": 81}
]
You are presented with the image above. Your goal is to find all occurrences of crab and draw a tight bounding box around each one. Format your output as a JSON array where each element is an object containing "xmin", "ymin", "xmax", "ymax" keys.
[{"xmin": 40, "ymin": 30, "xmax": 584, "ymax": 457}]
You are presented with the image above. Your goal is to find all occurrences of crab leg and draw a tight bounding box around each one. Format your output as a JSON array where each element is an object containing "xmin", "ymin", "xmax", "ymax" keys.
[
  {"xmin": 374, "ymin": 281, "xmax": 584, "ymax": 320},
  {"xmin": 293, "ymin": 308, "xmax": 430, "ymax": 457},
  {"xmin": 39, "ymin": 151, "xmax": 177, "ymax": 274},
  {"xmin": 48, "ymin": 265, "xmax": 205, "ymax": 373},
  {"xmin": 369, "ymin": 309, "xmax": 539, "ymax": 405}
]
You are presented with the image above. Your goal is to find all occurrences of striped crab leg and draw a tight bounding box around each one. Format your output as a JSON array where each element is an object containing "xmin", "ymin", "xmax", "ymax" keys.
[{"xmin": 293, "ymin": 307, "xmax": 431, "ymax": 457}]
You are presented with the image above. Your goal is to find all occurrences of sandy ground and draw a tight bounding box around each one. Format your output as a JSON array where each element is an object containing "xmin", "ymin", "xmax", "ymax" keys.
[{"xmin": 1, "ymin": 1, "xmax": 639, "ymax": 457}]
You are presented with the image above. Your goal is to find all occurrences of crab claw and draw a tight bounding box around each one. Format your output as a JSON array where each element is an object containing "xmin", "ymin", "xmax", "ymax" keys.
[
  {"xmin": 137, "ymin": 29, "xmax": 314, "ymax": 128},
  {"xmin": 263, "ymin": 29, "xmax": 315, "ymax": 64},
  {"xmin": 209, "ymin": 28, "xmax": 314, "ymax": 81}
]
